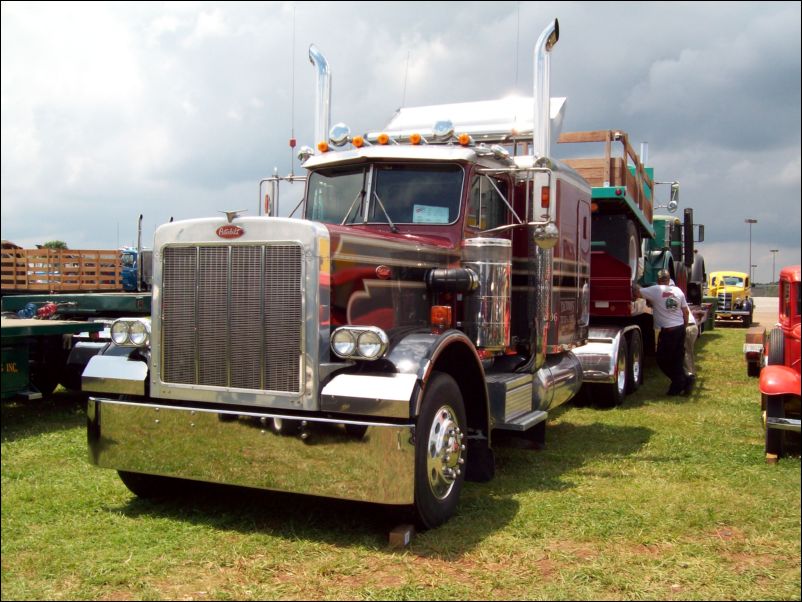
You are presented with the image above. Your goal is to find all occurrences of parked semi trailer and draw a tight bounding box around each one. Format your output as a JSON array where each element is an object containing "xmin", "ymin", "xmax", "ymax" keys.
[{"xmin": 83, "ymin": 19, "xmax": 708, "ymax": 527}]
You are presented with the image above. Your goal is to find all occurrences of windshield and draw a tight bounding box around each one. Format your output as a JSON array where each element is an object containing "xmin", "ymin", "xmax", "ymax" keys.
[
  {"xmin": 305, "ymin": 163, "xmax": 463, "ymax": 226},
  {"xmin": 722, "ymin": 276, "xmax": 744, "ymax": 287}
]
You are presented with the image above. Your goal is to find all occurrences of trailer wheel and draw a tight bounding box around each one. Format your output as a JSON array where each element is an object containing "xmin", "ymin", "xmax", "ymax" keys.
[
  {"xmin": 413, "ymin": 372, "xmax": 467, "ymax": 529},
  {"xmin": 626, "ymin": 330, "xmax": 643, "ymax": 393},
  {"xmin": 765, "ymin": 396, "xmax": 785, "ymax": 458},
  {"xmin": 595, "ymin": 338, "xmax": 628, "ymax": 407},
  {"xmin": 118, "ymin": 470, "xmax": 180, "ymax": 498},
  {"xmin": 767, "ymin": 329, "xmax": 784, "ymax": 365}
]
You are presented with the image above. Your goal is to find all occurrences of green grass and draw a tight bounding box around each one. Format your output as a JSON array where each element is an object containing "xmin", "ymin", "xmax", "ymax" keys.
[{"xmin": 2, "ymin": 328, "xmax": 800, "ymax": 600}]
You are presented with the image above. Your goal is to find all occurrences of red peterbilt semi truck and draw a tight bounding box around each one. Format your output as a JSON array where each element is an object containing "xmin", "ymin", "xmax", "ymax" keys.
[{"xmin": 83, "ymin": 20, "xmax": 683, "ymax": 528}]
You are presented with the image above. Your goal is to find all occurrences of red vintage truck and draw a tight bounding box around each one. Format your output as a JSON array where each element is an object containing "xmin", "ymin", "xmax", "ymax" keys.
[
  {"xmin": 83, "ymin": 19, "xmax": 705, "ymax": 528},
  {"xmin": 744, "ymin": 265, "xmax": 801, "ymax": 460}
]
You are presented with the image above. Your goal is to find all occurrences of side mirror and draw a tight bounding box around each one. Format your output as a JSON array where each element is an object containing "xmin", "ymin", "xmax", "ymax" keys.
[{"xmin": 667, "ymin": 199, "xmax": 678, "ymax": 213}]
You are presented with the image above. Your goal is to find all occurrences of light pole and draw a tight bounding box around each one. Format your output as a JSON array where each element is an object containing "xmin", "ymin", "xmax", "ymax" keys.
[
  {"xmin": 745, "ymin": 218, "xmax": 757, "ymax": 279},
  {"xmin": 770, "ymin": 249, "xmax": 779, "ymax": 284},
  {"xmin": 751, "ymin": 264, "xmax": 757, "ymax": 284}
]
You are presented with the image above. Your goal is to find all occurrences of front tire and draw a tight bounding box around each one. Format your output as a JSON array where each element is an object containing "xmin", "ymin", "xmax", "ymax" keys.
[
  {"xmin": 413, "ymin": 372, "xmax": 467, "ymax": 529},
  {"xmin": 118, "ymin": 470, "xmax": 180, "ymax": 498},
  {"xmin": 765, "ymin": 396, "xmax": 785, "ymax": 458}
]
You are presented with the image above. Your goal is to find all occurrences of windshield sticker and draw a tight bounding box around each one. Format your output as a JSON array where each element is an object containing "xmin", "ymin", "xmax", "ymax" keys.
[{"xmin": 412, "ymin": 204, "xmax": 449, "ymax": 224}]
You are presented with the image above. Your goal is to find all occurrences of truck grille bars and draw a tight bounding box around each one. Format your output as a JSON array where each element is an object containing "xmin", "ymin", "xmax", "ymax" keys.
[{"xmin": 161, "ymin": 244, "xmax": 304, "ymax": 393}]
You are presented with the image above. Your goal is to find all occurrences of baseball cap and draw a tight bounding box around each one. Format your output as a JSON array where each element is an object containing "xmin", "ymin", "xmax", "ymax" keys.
[{"xmin": 657, "ymin": 269, "xmax": 671, "ymax": 280}]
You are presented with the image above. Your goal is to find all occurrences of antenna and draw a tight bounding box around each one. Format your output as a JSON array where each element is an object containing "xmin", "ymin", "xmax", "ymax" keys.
[
  {"xmin": 514, "ymin": 1, "xmax": 521, "ymax": 91},
  {"xmin": 401, "ymin": 50, "xmax": 410, "ymax": 107}
]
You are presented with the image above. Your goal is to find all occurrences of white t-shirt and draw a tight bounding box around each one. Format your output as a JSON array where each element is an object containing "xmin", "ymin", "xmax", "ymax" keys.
[{"xmin": 639, "ymin": 284, "xmax": 688, "ymax": 329}]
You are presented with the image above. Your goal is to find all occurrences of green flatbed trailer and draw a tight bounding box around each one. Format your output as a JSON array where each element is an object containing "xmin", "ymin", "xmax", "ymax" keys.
[
  {"xmin": 1, "ymin": 292, "xmax": 151, "ymax": 317},
  {"xmin": 1, "ymin": 318, "xmax": 105, "ymax": 399}
]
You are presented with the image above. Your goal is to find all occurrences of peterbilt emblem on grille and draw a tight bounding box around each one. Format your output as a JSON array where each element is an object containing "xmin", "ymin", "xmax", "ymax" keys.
[{"xmin": 216, "ymin": 225, "xmax": 245, "ymax": 239}]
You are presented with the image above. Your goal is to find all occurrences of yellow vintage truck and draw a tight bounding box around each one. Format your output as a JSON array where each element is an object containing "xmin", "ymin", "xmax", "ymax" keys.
[{"xmin": 708, "ymin": 270, "xmax": 753, "ymax": 326}]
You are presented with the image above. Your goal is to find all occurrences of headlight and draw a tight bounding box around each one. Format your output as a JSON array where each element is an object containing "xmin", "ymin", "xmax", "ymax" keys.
[
  {"xmin": 111, "ymin": 320, "xmax": 130, "ymax": 345},
  {"xmin": 357, "ymin": 330, "xmax": 383, "ymax": 359},
  {"xmin": 330, "ymin": 326, "xmax": 388, "ymax": 360},
  {"xmin": 331, "ymin": 329, "xmax": 356, "ymax": 357},
  {"xmin": 128, "ymin": 320, "xmax": 150, "ymax": 346},
  {"xmin": 110, "ymin": 318, "xmax": 151, "ymax": 348}
]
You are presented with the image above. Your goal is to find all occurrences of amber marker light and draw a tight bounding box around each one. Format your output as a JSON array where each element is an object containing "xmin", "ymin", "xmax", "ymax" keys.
[
  {"xmin": 409, "ymin": 132, "xmax": 422, "ymax": 145},
  {"xmin": 430, "ymin": 305, "xmax": 452, "ymax": 332},
  {"xmin": 591, "ymin": 202, "xmax": 599, "ymax": 213},
  {"xmin": 317, "ymin": 141, "xmax": 330, "ymax": 153},
  {"xmin": 352, "ymin": 135, "xmax": 365, "ymax": 148},
  {"xmin": 457, "ymin": 132, "xmax": 471, "ymax": 146},
  {"xmin": 541, "ymin": 186, "xmax": 550, "ymax": 209},
  {"xmin": 377, "ymin": 133, "xmax": 390, "ymax": 145}
]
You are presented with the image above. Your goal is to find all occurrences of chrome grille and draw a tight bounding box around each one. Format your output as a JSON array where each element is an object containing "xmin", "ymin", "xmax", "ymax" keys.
[
  {"xmin": 717, "ymin": 292, "xmax": 732, "ymax": 311},
  {"xmin": 161, "ymin": 244, "xmax": 303, "ymax": 392}
]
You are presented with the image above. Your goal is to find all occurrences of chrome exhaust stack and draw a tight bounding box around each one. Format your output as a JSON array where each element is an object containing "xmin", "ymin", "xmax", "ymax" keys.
[
  {"xmin": 533, "ymin": 19, "xmax": 559, "ymax": 159},
  {"xmin": 308, "ymin": 44, "xmax": 331, "ymax": 152}
]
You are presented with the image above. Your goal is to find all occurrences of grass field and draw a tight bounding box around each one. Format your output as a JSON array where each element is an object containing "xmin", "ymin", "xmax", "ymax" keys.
[{"xmin": 2, "ymin": 327, "xmax": 800, "ymax": 600}]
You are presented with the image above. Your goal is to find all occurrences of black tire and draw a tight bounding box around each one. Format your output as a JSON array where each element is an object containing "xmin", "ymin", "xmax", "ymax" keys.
[
  {"xmin": 765, "ymin": 396, "xmax": 785, "ymax": 458},
  {"xmin": 118, "ymin": 470, "xmax": 180, "ymax": 498},
  {"xmin": 594, "ymin": 338, "xmax": 628, "ymax": 407},
  {"xmin": 272, "ymin": 417, "xmax": 301, "ymax": 435},
  {"xmin": 767, "ymin": 329, "xmax": 785, "ymax": 366},
  {"xmin": 624, "ymin": 220, "xmax": 641, "ymax": 285},
  {"xmin": 344, "ymin": 423, "xmax": 368, "ymax": 440},
  {"xmin": 413, "ymin": 372, "xmax": 467, "ymax": 529},
  {"xmin": 626, "ymin": 330, "xmax": 644, "ymax": 393},
  {"xmin": 747, "ymin": 361, "xmax": 761, "ymax": 378}
]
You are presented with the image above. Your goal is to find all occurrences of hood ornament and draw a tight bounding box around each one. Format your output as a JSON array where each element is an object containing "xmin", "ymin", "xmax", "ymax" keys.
[{"xmin": 220, "ymin": 209, "xmax": 247, "ymax": 223}]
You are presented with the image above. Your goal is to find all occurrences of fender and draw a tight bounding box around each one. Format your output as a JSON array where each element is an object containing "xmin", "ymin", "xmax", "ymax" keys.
[
  {"xmin": 387, "ymin": 329, "xmax": 490, "ymax": 431},
  {"xmin": 759, "ymin": 365, "xmax": 801, "ymax": 397},
  {"xmin": 321, "ymin": 328, "xmax": 490, "ymax": 431}
]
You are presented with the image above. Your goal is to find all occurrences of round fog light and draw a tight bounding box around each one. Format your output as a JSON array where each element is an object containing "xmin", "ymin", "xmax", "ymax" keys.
[
  {"xmin": 331, "ymin": 329, "xmax": 356, "ymax": 357},
  {"xmin": 111, "ymin": 321, "xmax": 130, "ymax": 346}
]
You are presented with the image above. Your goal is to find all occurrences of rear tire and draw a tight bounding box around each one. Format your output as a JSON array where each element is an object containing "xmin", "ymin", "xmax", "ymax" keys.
[
  {"xmin": 413, "ymin": 372, "xmax": 467, "ymax": 529},
  {"xmin": 595, "ymin": 338, "xmax": 628, "ymax": 407},
  {"xmin": 626, "ymin": 330, "xmax": 643, "ymax": 393}
]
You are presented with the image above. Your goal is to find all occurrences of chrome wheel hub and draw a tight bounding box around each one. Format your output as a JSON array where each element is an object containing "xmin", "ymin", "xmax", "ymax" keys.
[{"xmin": 426, "ymin": 405, "xmax": 465, "ymax": 499}]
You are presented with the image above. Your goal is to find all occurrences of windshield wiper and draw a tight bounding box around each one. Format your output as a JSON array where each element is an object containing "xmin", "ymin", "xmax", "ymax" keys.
[
  {"xmin": 340, "ymin": 189, "xmax": 365, "ymax": 226},
  {"xmin": 372, "ymin": 191, "xmax": 399, "ymax": 233}
]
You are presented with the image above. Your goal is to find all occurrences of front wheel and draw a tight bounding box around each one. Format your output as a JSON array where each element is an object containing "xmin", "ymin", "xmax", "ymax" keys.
[
  {"xmin": 118, "ymin": 470, "xmax": 180, "ymax": 498},
  {"xmin": 413, "ymin": 372, "xmax": 467, "ymax": 529},
  {"xmin": 765, "ymin": 396, "xmax": 785, "ymax": 458}
]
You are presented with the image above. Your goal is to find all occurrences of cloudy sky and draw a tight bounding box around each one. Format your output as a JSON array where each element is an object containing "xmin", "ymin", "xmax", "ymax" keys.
[{"xmin": 2, "ymin": 1, "xmax": 800, "ymax": 282}]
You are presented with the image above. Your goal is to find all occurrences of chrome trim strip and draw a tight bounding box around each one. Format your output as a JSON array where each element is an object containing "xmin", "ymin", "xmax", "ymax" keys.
[
  {"xmin": 88, "ymin": 397, "xmax": 416, "ymax": 505},
  {"xmin": 82, "ymin": 356, "xmax": 148, "ymax": 396},
  {"xmin": 766, "ymin": 417, "xmax": 801, "ymax": 432},
  {"xmin": 320, "ymin": 373, "xmax": 417, "ymax": 418}
]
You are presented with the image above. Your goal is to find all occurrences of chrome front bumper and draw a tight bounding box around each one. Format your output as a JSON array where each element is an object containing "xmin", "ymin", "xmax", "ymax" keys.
[{"xmin": 88, "ymin": 397, "xmax": 416, "ymax": 505}]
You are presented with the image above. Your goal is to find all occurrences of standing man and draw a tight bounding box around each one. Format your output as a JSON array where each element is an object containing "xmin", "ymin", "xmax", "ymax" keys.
[
  {"xmin": 683, "ymin": 310, "xmax": 699, "ymax": 389},
  {"xmin": 634, "ymin": 269, "xmax": 691, "ymax": 396}
]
